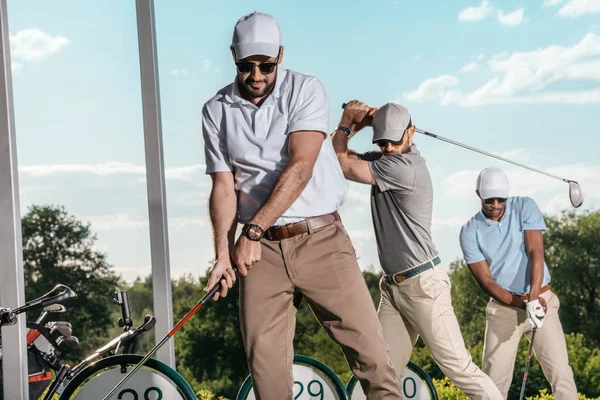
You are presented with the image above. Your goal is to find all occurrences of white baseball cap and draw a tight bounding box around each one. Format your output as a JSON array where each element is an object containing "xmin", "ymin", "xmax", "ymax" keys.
[
  {"xmin": 231, "ymin": 11, "xmax": 281, "ymax": 60},
  {"xmin": 372, "ymin": 103, "xmax": 412, "ymax": 144},
  {"xmin": 476, "ymin": 167, "xmax": 509, "ymax": 199}
]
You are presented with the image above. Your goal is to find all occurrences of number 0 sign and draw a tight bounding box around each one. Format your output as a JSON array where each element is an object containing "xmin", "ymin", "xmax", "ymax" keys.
[{"xmin": 346, "ymin": 362, "xmax": 437, "ymax": 400}]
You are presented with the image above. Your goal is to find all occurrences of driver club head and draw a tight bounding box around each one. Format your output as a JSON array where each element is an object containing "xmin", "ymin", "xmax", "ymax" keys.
[
  {"xmin": 57, "ymin": 335, "xmax": 79, "ymax": 350},
  {"xmin": 568, "ymin": 181, "xmax": 583, "ymax": 208}
]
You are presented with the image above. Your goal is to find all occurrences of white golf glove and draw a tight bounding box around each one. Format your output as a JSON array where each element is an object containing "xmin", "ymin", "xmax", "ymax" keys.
[{"xmin": 526, "ymin": 299, "xmax": 545, "ymax": 329}]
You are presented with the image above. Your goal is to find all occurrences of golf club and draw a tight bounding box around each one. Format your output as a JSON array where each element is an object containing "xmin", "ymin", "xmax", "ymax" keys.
[
  {"xmin": 47, "ymin": 321, "xmax": 72, "ymax": 338},
  {"xmin": 519, "ymin": 327, "xmax": 537, "ymax": 400},
  {"xmin": 101, "ymin": 270, "xmax": 237, "ymax": 400},
  {"xmin": 35, "ymin": 304, "xmax": 67, "ymax": 324},
  {"xmin": 57, "ymin": 335, "xmax": 80, "ymax": 350},
  {"xmin": 340, "ymin": 102, "xmax": 584, "ymax": 208}
]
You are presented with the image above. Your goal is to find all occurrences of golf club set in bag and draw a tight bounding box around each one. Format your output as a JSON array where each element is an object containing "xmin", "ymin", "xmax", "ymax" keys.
[{"xmin": 0, "ymin": 284, "xmax": 78, "ymax": 400}]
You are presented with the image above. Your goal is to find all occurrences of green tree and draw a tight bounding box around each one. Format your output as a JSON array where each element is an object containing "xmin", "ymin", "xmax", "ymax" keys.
[
  {"xmin": 21, "ymin": 205, "xmax": 121, "ymax": 358},
  {"xmin": 544, "ymin": 211, "xmax": 600, "ymax": 347},
  {"xmin": 448, "ymin": 259, "xmax": 489, "ymax": 348}
]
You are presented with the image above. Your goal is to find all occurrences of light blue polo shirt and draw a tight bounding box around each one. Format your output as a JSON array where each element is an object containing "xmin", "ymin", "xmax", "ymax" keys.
[{"xmin": 459, "ymin": 196, "xmax": 551, "ymax": 294}]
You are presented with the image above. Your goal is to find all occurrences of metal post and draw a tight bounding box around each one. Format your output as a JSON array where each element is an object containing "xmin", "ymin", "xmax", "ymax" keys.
[
  {"xmin": 0, "ymin": 0, "xmax": 29, "ymax": 398},
  {"xmin": 135, "ymin": 0, "xmax": 175, "ymax": 367}
]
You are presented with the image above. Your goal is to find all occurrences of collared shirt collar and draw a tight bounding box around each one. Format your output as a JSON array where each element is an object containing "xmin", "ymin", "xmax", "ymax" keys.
[
  {"xmin": 224, "ymin": 68, "xmax": 288, "ymax": 106},
  {"xmin": 476, "ymin": 197, "xmax": 512, "ymax": 227},
  {"xmin": 407, "ymin": 144, "xmax": 419, "ymax": 155}
]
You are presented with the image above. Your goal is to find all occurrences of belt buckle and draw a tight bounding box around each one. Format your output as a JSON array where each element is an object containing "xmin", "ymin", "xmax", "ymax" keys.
[{"xmin": 391, "ymin": 273, "xmax": 406, "ymax": 284}]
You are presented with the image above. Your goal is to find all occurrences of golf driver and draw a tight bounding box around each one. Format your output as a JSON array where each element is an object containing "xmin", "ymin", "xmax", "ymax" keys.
[
  {"xmin": 519, "ymin": 327, "xmax": 537, "ymax": 400},
  {"xmin": 340, "ymin": 103, "xmax": 584, "ymax": 208},
  {"xmin": 101, "ymin": 270, "xmax": 236, "ymax": 400}
]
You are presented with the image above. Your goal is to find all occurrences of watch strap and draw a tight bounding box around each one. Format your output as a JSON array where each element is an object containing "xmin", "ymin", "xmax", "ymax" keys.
[{"xmin": 337, "ymin": 126, "xmax": 352, "ymax": 137}]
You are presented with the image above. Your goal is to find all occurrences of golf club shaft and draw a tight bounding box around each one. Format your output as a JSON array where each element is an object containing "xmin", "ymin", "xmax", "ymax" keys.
[
  {"xmin": 102, "ymin": 281, "xmax": 223, "ymax": 400},
  {"xmin": 416, "ymin": 129, "xmax": 570, "ymax": 183},
  {"xmin": 340, "ymin": 102, "xmax": 572, "ymax": 184},
  {"xmin": 519, "ymin": 327, "xmax": 537, "ymax": 400}
]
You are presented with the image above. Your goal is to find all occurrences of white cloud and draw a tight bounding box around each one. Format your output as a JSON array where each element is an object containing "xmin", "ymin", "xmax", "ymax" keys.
[
  {"xmin": 432, "ymin": 217, "xmax": 466, "ymax": 233},
  {"xmin": 544, "ymin": 0, "xmax": 564, "ymax": 7},
  {"xmin": 461, "ymin": 62, "xmax": 479, "ymax": 72},
  {"xmin": 413, "ymin": 55, "xmax": 421, "ymax": 61},
  {"xmin": 458, "ymin": 1, "xmax": 493, "ymax": 21},
  {"xmin": 403, "ymin": 32, "xmax": 600, "ymax": 106},
  {"xmin": 10, "ymin": 29, "xmax": 69, "ymax": 62},
  {"xmin": 404, "ymin": 75, "xmax": 460, "ymax": 104},
  {"xmin": 19, "ymin": 162, "xmax": 206, "ymax": 182},
  {"xmin": 557, "ymin": 0, "xmax": 600, "ymax": 17},
  {"xmin": 497, "ymin": 8, "xmax": 525, "ymax": 25},
  {"xmin": 86, "ymin": 213, "xmax": 149, "ymax": 231},
  {"xmin": 170, "ymin": 69, "xmax": 188, "ymax": 76},
  {"xmin": 11, "ymin": 62, "xmax": 23, "ymax": 74},
  {"xmin": 477, "ymin": 53, "xmax": 485, "ymax": 60}
]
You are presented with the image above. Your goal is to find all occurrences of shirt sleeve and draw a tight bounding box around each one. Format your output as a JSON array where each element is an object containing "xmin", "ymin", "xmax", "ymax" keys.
[
  {"xmin": 459, "ymin": 224, "xmax": 486, "ymax": 264},
  {"xmin": 288, "ymin": 77, "xmax": 329, "ymax": 135},
  {"xmin": 368, "ymin": 155, "xmax": 415, "ymax": 192},
  {"xmin": 521, "ymin": 197, "xmax": 547, "ymax": 232},
  {"xmin": 202, "ymin": 104, "xmax": 232, "ymax": 174}
]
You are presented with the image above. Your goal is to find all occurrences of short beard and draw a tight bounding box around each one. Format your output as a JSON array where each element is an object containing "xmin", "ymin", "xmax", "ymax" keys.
[{"xmin": 237, "ymin": 70, "xmax": 278, "ymax": 100}]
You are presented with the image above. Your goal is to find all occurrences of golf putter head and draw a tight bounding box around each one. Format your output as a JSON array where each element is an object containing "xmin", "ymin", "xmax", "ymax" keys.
[{"xmin": 568, "ymin": 181, "xmax": 583, "ymax": 208}]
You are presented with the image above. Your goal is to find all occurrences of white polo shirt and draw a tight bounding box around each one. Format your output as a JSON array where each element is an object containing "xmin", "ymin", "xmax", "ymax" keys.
[{"xmin": 202, "ymin": 68, "xmax": 348, "ymax": 226}]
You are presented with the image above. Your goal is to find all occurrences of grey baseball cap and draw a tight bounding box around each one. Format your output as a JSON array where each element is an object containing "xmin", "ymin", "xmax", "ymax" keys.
[{"xmin": 372, "ymin": 103, "xmax": 412, "ymax": 144}]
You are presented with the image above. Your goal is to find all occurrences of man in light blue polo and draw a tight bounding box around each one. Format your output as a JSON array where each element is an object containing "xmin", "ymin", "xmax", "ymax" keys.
[{"xmin": 459, "ymin": 167, "xmax": 577, "ymax": 399}]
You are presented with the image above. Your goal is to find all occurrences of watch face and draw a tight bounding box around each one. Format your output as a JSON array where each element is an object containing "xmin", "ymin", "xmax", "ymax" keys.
[{"xmin": 245, "ymin": 225, "xmax": 263, "ymax": 241}]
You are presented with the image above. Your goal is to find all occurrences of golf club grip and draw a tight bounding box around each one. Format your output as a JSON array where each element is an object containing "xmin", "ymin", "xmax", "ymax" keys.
[
  {"xmin": 200, "ymin": 266, "xmax": 240, "ymax": 306},
  {"xmin": 340, "ymin": 102, "xmax": 374, "ymax": 121}
]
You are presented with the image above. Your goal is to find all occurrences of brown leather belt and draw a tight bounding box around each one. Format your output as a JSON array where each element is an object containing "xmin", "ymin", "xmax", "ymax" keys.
[
  {"xmin": 513, "ymin": 284, "xmax": 550, "ymax": 301},
  {"xmin": 263, "ymin": 211, "xmax": 340, "ymax": 241}
]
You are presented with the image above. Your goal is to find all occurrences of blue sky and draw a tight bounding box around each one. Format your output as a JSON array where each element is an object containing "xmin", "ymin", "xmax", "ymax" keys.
[{"xmin": 8, "ymin": 0, "xmax": 600, "ymax": 281}]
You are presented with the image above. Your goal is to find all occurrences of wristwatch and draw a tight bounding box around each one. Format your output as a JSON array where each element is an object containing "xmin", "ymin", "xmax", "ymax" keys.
[
  {"xmin": 242, "ymin": 223, "xmax": 265, "ymax": 241},
  {"xmin": 337, "ymin": 125, "xmax": 352, "ymax": 137}
]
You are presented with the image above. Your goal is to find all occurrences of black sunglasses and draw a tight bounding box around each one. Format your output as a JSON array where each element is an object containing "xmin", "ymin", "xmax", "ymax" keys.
[
  {"xmin": 483, "ymin": 197, "xmax": 507, "ymax": 205},
  {"xmin": 375, "ymin": 139, "xmax": 402, "ymax": 148},
  {"xmin": 235, "ymin": 58, "xmax": 279, "ymax": 75}
]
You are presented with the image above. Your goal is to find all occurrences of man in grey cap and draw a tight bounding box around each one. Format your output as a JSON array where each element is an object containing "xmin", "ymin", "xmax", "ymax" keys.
[
  {"xmin": 460, "ymin": 168, "xmax": 577, "ymax": 399},
  {"xmin": 202, "ymin": 13, "xmax": 402, "ymax": 400},
  {"xmin": 333, "ymin": 100, "xmax": 503, "ymax": 400}
]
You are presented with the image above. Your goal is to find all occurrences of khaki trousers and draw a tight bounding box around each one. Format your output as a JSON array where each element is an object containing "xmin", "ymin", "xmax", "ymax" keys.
[
  {"xmin": 240, "ymin": 221, "xmax": 402, "ymax": 400},
  {"xmin": 483, "ymin": 290, "xmax": 577, "ymax": 399},
  {"xmin": 378, "ymin": 267, "xmax": 503, "ymax": 400}
]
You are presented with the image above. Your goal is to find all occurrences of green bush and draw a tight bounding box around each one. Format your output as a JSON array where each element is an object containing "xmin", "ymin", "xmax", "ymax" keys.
[{"xmin": 433, "ymin": 379, "xmax": 599, "ymax": 400}]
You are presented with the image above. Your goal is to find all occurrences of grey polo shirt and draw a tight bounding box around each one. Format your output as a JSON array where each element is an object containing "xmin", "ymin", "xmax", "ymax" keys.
[{"xmin": 367, "ymin": 144, "xmax": 438, "ymax": 275}]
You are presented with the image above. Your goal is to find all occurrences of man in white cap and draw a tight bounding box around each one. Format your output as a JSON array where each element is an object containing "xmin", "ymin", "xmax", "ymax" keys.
[
  {"xmin": 333, "ymin": 101, "xmax": 503, "ymax": 400},
  {"xmin": 202, "ymin": 12, "xmax": 402, "ymax": 400},
  {"xmin": 459, "ymin": 167, "xmax": 577, "ymax": 399}
]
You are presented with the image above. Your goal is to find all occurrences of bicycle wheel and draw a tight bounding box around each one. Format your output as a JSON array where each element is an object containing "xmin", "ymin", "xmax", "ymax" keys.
[
  {"xmin": 236, "ymin": 355, "xmax": 349, "ymax": 400},
  {"xmin": 346, "ymin": 361, "xmax": 437, "ymax": 400},
  {"xmin": 58, "ymin": 354, "xmax": 197, "ymax": 400}
]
